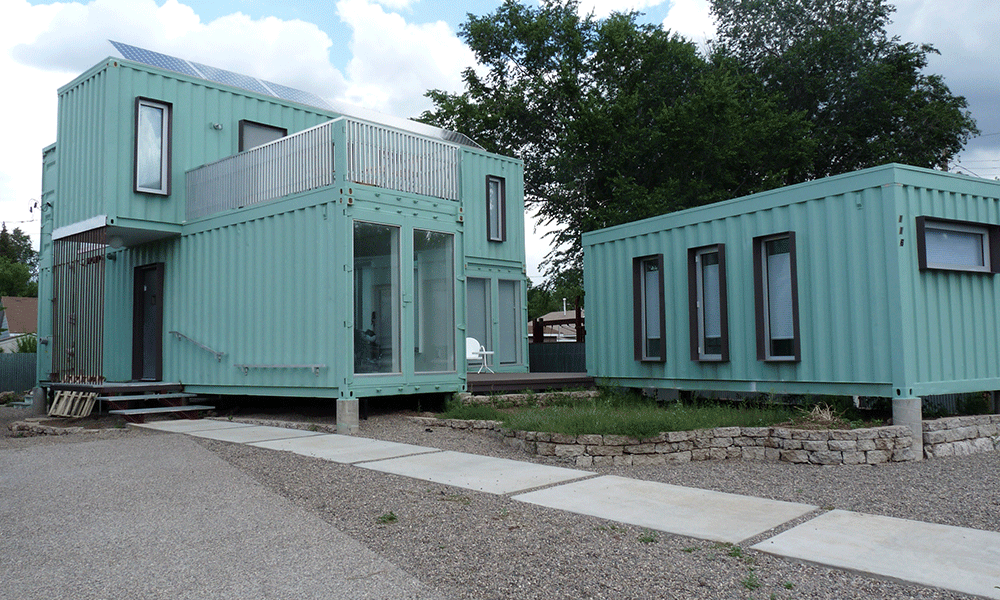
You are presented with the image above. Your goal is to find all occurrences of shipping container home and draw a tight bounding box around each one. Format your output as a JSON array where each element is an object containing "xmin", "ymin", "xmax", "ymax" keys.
[
  {"xmin": 583, "ymin": 164, "xmax": 1000, "ymax": 454},
  {"xmin": 36, "ymin": 43, "xmax": 527, "ymax": 431}
]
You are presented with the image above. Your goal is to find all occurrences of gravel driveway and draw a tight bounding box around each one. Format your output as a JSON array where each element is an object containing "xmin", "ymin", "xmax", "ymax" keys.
[{"xmin": 4, "ymin": 405, "xmax": 998, "ymax": 599}]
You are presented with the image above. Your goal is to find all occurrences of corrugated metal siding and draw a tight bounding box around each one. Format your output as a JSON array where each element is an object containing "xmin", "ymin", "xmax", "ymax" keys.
[
  {"xmin": 54, "ymin": 67, "xmax": 108, "ymax": 230},
  {"xmin": 109, "ymin": 63, "xmax": 334, "ymax": 226},
  {"xmin": 896, "ymin": 182, "xmax": 1000, "ymax": 390},
  {"xmin": 585, "ymin": 170, "xmax": 899, "ymax": 395},
  {"xmin": 461, "ymin": 149, "xmax": 525, "ymax": 264},
  {"xmin": 102, "ymin": 191, "xmax": 344, "ymax": 389}
]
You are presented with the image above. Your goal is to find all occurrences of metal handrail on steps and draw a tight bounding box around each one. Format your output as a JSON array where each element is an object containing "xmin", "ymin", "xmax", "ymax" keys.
[{"xmin": 169, "ymin": 331, "xmax": 225, "ymax": 362}]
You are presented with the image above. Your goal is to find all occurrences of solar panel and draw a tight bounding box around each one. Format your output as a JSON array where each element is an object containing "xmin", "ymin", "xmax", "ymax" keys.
[
  {"xmin": 108, "ymin": 40, "xmax": 482, "ymax": 149},
  {"xmin": 110, "ymin": 40, "xmax": 202, "ymax": 78},
  {"xmin": 190, "ymin": 61, "xmax": 274, "ymax": 97},
  {"xmin": 265, "ymin": 80, "xmax": 334, "ymax": 111}
]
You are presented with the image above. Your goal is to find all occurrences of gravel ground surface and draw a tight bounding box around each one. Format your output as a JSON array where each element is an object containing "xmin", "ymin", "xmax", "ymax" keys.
[{"xmin": 4, "ymin": 403, "xmax": 998, "ymax": 600}]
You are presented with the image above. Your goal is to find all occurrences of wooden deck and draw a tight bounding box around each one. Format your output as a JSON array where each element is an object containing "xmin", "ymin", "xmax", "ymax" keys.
[{"xmin": 466, "ymin": 372, "xmax": 594, "ymax": 394}]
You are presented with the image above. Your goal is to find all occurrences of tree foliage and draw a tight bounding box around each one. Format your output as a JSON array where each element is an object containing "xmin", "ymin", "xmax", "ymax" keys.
[
  {"xmin": 420, "ymin": 0, "xmax": 810, "ymax": 274},
  {"xmin": 420, "ymin": 0, "xmax": 977, "ymax": 278},
  {"xmin": 711, "ymin": 0, "xmax": 978, "ymax": 179},
  {"xmin": 0, "ymin": 224, "xmax": 38, "ymax": 297}
]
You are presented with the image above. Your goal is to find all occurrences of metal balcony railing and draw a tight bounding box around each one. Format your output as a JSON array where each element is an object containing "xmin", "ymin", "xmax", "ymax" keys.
[
  {"xmin": 186, "ymin": 121, "xmax": 336, "ymax": 220},
  {"xmin": 186, "ymin": 117, "xmax": 461, "ymax": 221},
  {"xmin": 345, "ymin": 119, "xmax": 460, "ymax": 202}
]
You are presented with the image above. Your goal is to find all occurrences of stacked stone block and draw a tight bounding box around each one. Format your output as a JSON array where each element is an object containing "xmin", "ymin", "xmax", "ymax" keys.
[{"xmin": 922, "ymin": 415, "xmax": 1000, "ymax": 458}]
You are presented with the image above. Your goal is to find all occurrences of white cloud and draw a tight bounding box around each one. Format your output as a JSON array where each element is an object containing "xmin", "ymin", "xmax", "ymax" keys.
[
  {"xmin": 661, "ymin": 0, "xmax": 714, "ymax": 47},
  {"xmin": 336, "ymin": 0, "xmax": 475, "ymax": 118},
  {"xmin": 577, "ymin": 0, "xmax": 667, "ymax": 19}
]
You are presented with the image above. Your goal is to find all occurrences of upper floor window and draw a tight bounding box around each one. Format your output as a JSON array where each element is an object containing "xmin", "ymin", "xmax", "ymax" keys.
[
  {"xmin": 916, "ymin": 216, "xmax": 999, "ymax": 274},
  {"xmin": 688, "ymin": 244, "xmax": 729, "ymax": 362},
  {"xmin": 754, "ymin": 232, "xmax": 800, "ymax": 362},
  {"xmin": 633, "ymin": 254, "xmax": 665, "ymax": 362},
  {"xmin": 134, "ymin": 98, "xmax": 171, "ymax": 195},
  {"xmin": 239, "ymin": 120, "xmax": 287, "ymax": 152},
  {"xmin": 487, "ymin": 175, "xmax": 506, "ymax": 242}
]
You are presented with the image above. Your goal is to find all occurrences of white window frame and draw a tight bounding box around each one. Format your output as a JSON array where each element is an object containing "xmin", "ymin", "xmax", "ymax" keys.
[
  {"xmin": 486, "ymin": 175, "xmax": 506, "ymax": 242},
  {"xmin": 633, "ymin": 254, "xmax": 665, "ymax": 362},
  {"xmin": 754, "ymin": 232, "xmax": 800, "ymax": 362},
  {"xmin": 922, "ymin": 219, "xmax": 991, "ymax": 273},
  {"xmin": 691, "ymin": 245, "xmax": 727, "ymax": 361},
  {"xmin": 134, "ymin": 98, "xmax": 171, "ymax": 195}
]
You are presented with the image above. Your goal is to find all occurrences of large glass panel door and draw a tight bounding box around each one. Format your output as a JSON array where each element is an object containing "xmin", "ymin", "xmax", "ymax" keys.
[
  {"xmin": 354, "ymin": 222, "xmax": 400, "ymax": 374},
  {"xmin": 498, "ymin": 279, "xmax": 520, "ymax": 365},
  {"xmin": 413, "ymin": 230, "xmax": 455, "ymax": 372}
]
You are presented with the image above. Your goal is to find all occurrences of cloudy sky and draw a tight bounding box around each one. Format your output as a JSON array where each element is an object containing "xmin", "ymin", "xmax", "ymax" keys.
[{"xmin": 2, "ymin": 0, "xmax": 997, "ymax": 282}]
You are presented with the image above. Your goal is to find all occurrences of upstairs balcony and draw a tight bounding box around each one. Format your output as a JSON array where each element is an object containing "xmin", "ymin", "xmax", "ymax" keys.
[{"xmin": 185, "ymin": 117, "xmax": 462, "ymax": 221}]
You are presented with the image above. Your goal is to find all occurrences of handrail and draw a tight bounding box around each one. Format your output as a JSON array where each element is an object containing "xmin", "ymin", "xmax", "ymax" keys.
[
  {"xmin": 169, "ymin": 331, "xmax": 225, "ymax": 362},
  {"xmin": 234, "ymin": 363, "xmax": 327, "ymax": 376}
]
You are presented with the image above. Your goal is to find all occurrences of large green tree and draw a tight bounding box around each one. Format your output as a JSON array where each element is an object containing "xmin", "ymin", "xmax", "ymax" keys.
[
  {"xmin": 0, "ymin": 224, "xmax": 38, "ymax": 297},
  {"xmin": 711, "ymin": 0, "xmax": 978, "ymax": 179},
  {"xmin": 420, "ymin": 0, "xmax": 810, "ymax": 274}
]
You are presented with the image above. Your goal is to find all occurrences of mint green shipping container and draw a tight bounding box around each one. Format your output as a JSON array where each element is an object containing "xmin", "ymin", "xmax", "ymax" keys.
[
  {"xmin": 37, "ymin": 53, "xmax": 528, "ymax": 407},
  {"xmin": 583, "ymin": 165, "xmax": 1000, "ymax": 428}
]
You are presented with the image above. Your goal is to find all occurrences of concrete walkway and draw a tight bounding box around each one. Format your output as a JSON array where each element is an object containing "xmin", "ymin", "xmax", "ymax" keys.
[
  {"xmin": 136, "ymin": 419, "xmax": 1000, "ymax": 599},
  {"xmin": 0, "ymin": 432, "xmax": 450, "ymax": 600}
]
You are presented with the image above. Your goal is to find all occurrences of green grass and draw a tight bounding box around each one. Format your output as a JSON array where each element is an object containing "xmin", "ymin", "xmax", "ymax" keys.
[{"xmin": 438, "ymin": 389, "xmax": 799, "ymax": 439}]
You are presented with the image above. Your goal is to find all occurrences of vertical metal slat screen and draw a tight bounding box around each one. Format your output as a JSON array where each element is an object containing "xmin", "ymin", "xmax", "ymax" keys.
[{"xmin": 51, "ymin": 229, "xmax": 106, "ymax": 382}]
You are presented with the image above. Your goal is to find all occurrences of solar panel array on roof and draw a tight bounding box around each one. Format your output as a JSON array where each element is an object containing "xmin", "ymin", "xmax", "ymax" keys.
[{"xmin": 108, "ymin": 40, "xmax": 482, "ymax": 149}]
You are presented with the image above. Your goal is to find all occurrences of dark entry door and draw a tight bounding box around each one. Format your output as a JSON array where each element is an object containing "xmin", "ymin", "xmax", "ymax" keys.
[{"xmin": 133, "ymin": 263, "xmax": 164, "ymax": 381}]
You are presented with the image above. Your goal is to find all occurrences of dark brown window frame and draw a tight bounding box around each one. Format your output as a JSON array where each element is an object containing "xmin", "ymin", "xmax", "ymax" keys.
[
  {"xmin": 238, "ymin": 119, "xmax": 288, "ymax": 152},
  {"xmin": 753, "ymin": 232, "xmax": 801, "ymax": 362},
  {"xmin": 486, "ymin": 175, "xmax": 506, "ymax": 242},
  {"xmin": 688, "ymin": 244, "xmax": 729, "ymax": 362},
  {"xmin": 133, "ymin": 97, "xmax": 172, "ymax": 196},
  {"xmin": 915, "ymin": 216, "xmax": 1000, "ymax": 274},
  {"xmin": 633, "ymin": 254, "xmax": 666, "ymax": 363}
]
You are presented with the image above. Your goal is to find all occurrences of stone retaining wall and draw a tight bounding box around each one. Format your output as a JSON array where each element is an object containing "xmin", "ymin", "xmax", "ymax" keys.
[
  {"xmin": 413, "ymin": 417, "xmax": 915, "ymax": 465},
  {"xmin": 923, "ymin": 414, "xmax": 1000, "ymax": 458}
]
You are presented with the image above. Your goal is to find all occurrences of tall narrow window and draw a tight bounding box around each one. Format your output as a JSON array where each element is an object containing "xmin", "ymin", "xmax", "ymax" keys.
[
  {"xmin": 916, "ymin": 216, "xmax": 1000, "ymax": 274},
  {"xmin": 498, "ymin": 280, "xmax": 521, "ymax": 364},
  {"xmin": 467, "ymin": 278, "xmax": 491, "ymax": 367},
  {"xmin": 354, "ymin": 221, "xmax": 400, "ymax": 374},
  {"xmin": 134, "ymin": 98, "xmax": 171, "ymax": 195},
  {"xmin": 486, "ymin": 176, "xmax": 506, "ymax": 242},
  {"xmin": 414, "ymin": 230, "xmax": 455, "ymax": 372},
  {"xmin": 633, "ymin": 254, "xmax": 665, "ymax": 362},
  {"xmin": 688, "ymin": 244, "xmax": 729, "ymax": 362},
  {"xmin": 754, "ymin": 232, "xmax": 800, "ymax": 361},
  {"xmin": 239, "ymin": 120, "xmax": 287, "ymax": 152}
]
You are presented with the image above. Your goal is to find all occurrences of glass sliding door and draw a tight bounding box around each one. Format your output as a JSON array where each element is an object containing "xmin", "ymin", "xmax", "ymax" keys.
[
  {"xmin": 466, "ymin": 277, "xmax": 491, "ymax": 367},
  {"xmin": 354, "ymin": 221, "xmax": 400, "ymax": 374},
  {"xmin": 413, "ymin": 230, "xmax": 455, "ymax": 372},
  {"xmin": 498, "ymin": 279, "xmax": 521, "ymax": 365}
]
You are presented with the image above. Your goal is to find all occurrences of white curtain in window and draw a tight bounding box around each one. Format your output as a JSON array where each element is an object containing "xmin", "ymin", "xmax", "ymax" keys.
[
  {"xmin": 644, "ymin": 266, "xmax": 660, "ymax": 341},
  {"xmin": 926, "ymin": 228, "xmax": 985, "ymax": 267},
  {"xmin": 137, "ymin": 104, "xmax": 164, "ymax": 190},
  {"xmin": 767, "ymin": 252, "xmax": 793, "ymax": 339},
  {"xmin": 702, "ymin": 262, "xmax": 721, "ymax": 338}
]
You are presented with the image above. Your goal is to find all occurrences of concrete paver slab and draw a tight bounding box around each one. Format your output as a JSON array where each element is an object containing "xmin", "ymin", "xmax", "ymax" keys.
[
  {"xmin": 186, "ymin": 424, "xmax": 325, "ymax": 444},
  {"xmin": 359, "ymin": 450, "xmax": 592, "ymax": 494},
  {"xmin": 752, "ymin": 510, "xmax": 1000, "ymax": 599},
  {"xmin": 250, "ymin": 434, "xmax": 437, "ymax": 463},
  {"xmin": 514, "ymin": 475, "xmax": 817, "ymax": 544},
  {"xmin": 133, "ymin": 419, "xmax": 253, "ymax": 433}
]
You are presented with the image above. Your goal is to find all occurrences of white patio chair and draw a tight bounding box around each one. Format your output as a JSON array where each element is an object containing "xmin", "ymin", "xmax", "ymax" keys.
[{"xmin": 465, "ymin": 337, "xmax": 494, "ymax": 374}]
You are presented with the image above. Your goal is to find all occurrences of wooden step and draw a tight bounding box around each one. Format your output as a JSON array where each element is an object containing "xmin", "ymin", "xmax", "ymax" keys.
[
  {"xmin": 109, "ymin": 405, "xmax": 215, "ymax": 424},
  {"xmin": 95, "ymin": 393, "xmax": 197, "ymax": 402}
]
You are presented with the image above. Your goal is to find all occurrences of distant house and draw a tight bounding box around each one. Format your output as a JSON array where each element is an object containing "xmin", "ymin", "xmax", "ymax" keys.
[
  {"xmin": 584, "ymin": 164, "xmax": 1000, "ymax": 455},
  {"xmin": 529, "ymin": 309, "xmax": 585, "ymax": 342},
  {"xmin": 35, "ymin": 42, "xmax": 528, "ymax": 429},
  {"xmin": 0, "ymin": 296, "xmax": 37, "ymax": 352}
]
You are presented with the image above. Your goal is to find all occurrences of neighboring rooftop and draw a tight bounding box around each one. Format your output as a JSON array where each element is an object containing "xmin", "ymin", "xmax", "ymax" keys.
[{"xmin": 0, "ymin": 296, "xmax": 37, "ymax": 337}]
